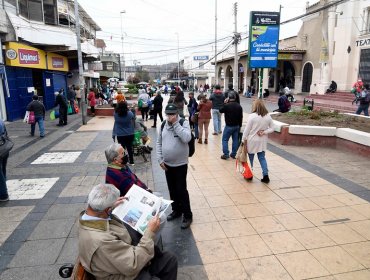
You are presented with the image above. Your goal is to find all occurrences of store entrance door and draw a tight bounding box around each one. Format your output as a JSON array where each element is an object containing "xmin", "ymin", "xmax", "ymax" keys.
[{"xmin": 32, "ymin": 70, "xmax": 44, "ymax": 102}]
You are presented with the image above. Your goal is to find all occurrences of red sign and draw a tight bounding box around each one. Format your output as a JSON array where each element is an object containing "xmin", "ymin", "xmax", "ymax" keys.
[
  {"xmin": 18, "ymin": 49, "xmax": 40, "ymax": 64},
  {"xmin": 51, "ymin": 57, "xmax": 64, "ymax": 68}
]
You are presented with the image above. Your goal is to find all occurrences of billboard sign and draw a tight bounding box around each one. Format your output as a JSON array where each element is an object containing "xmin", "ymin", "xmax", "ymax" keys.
[
  {"xmin": 193, "ymin": 56, "xmax": 209, "ymax": 60},
  {"xmin": 248, "ymin": 11, "xmax": 280, "ymax": 68}
]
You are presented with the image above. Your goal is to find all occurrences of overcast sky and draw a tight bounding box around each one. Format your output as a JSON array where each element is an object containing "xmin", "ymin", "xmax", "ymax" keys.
[{"xmin": 79, "ymin": 0, "xmax": 314, "ymax": 65}]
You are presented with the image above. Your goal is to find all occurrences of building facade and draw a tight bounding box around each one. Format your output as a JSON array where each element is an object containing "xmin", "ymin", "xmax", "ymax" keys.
[{"xmin": 0, "ymin": 0, "xmax": 101, "ymax": 121}]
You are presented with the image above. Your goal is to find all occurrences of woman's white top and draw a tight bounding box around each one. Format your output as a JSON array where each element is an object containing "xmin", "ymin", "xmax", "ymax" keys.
[{"xmin": 242, "ymin": 113, "xmax": 274, "ymax": 154}]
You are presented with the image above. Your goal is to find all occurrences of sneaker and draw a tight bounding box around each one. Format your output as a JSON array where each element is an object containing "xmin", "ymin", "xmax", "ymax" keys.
[
  {"xmin": 0, "ymin": 196, "xmax": 9, "ymax": 202},
  {"xmin": 218, "ymin": 131, "xmax": 222, "ymax": 134},
  {"xmin": 151, "ymin": 126, "xmax": 156, "ymax": 128},
  {"xmin": 230, "ymin": 155, "xmax": 236, "ymax": 159},
  {"xmin": 220, "ymin": 155, "xmax": 229, "ymax": 160},
  {"xmin": 204, "ymin": 139, "xmax": 208, "ymax": 144},
  {"xmin": 181, "ymin": 217, "xmax": 193, "ymax": 229},
  {"xmin": 261, "ymin": 175, "xmax": 270, "ymax": 184},
  {"xmin": 212, "ymin": 132, "xmax": 218, "ymax": 135},
  {"xmin": 167, "ymin": 211, "xmax": 182, "ymax": 221},
  {"xmin": 129, "ymin": 162, "xmax": 135, "ymax": 166}
]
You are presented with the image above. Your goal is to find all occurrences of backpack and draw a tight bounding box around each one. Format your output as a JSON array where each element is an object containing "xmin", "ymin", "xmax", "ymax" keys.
[{"xmin": 160, "ymin": 119, "xmax": 195, "ymax": 157}]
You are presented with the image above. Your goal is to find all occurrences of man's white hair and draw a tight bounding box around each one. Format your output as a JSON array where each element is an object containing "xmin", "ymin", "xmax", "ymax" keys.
[
  {"xmin": 105, "ymin": 143, "xmax": 121, "ymax": 164},
  {"xmin": 87, "ymin": 184, "xmax": 120, "ymax": 212}
]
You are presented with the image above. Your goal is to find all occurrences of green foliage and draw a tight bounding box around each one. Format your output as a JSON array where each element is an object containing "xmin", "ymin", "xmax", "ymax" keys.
[
  {"xmin": 128, "ymin": 88, "xmax": 138, "ymax": 94},
  {"xmin": 287, "ymin": 109, "xmax": 341, "ymax": 120},
  {"xmin": 124, "ymin": 84, "xmax": 136, "ymax": 90}
]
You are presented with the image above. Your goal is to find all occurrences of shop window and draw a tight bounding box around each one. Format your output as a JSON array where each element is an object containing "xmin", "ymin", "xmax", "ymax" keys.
[
  {"xmin": 359, "ymin": 48, "xmax": 370, "ymax": 85},
  {"xmin": 44, "ymin": 0, "xmax": 57, "ymax": 25},
  {"xmin": 28, "ymin": 0, "xmax": 43, "ymax": 22},
  {"xmin": 19, "ymin": 0, "xmax": 28, "ymax": 18}
]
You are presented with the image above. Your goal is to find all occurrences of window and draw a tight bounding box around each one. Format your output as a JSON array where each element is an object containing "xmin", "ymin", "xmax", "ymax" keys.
[
  {"xmin": 359, "ymin": 49, "xmax": 370, "ymax": 85},
  {"xmin": 28, "ymin": 0, "xmax": 43, "ymax": 21},
  {"xmin": 44, "ymin": 0, "xmax": 57, "ymax": 25},
  {"xmin": 367, "ymin": 8, "xmax": 370, "ymax": 33},
  {"xmin": 18, "ymin": 0, "xmax": 43, "ymax": 22},
  {"xmin": 198, "ymin": 62, "xmax": 204, "ymax": 70},
  {"xmin": 19, "ymin": 0, "xmax": 28, "ymax": 18}
]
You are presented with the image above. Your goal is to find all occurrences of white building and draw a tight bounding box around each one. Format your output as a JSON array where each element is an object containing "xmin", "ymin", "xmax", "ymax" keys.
[{"xmin": 183, "ymin": 52, "xmax": 215, "ymax": 89}]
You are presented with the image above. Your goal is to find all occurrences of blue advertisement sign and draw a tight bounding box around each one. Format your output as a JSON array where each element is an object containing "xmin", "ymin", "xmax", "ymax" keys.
[
  {"xmin": 193, "ymin": 56, "xmax": 209, "ymax": 60},
  {"xmin": 248, "ymin": 11, "xmax": 280, "ymax": 68}
]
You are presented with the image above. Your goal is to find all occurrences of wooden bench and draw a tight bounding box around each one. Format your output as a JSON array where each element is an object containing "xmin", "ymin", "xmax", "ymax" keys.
[{"xmin": 59, "ymin": 258, "xmax": 95, "ymax": 280}]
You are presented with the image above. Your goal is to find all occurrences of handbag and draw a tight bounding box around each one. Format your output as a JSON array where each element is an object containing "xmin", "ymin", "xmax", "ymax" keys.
[
  {"xmin": 67, "ymin": 103, "xmax": 73, "ymax": 115},
  {"xmin": 28, "ymin": 111, "xmax": 36, "ymax": 124},
  {"xmin": 0, "ymin": 131, "xmax": 14, "ymax": 158},
  {"xmin": 190, "ymin": 112, "xmax": 199, "ymax": 123},
  {"xmin": 236, "ymin": 160, "xmax": 253, "ymax": 180},
  {"xmin": 74, "ymin": 103, "xmax": 79, "ymax": 114},
  {"xmin": 236, "ymin": 143, "xmax": 248, "ymax": 162},
  {"xmin": 23, "ymin": 111, "xmax": 30, "ymax": 123}
]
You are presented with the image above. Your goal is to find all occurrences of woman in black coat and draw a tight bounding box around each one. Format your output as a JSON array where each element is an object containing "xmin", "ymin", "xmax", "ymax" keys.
[{"xmin": 151, "ymin": 91, "xmax": 163, "ymax": 128}]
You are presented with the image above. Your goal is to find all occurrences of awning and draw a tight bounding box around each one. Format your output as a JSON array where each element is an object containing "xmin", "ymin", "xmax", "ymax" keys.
[{"xmin": 6, "ymin": 11, "xmax": 99, "ymax": 58}]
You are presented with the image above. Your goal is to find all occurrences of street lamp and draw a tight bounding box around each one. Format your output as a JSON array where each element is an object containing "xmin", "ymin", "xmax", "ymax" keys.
[
  {"xmin": 175, "ymin": 32, "xmax": 179, "ymax": 84},
  {"xmin": 120, "ymin": 10, "xmax": 126, "ymax": 81}
]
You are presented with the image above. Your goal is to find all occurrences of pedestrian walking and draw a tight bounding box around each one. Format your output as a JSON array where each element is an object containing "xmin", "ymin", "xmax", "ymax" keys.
[
  {"xmin": 54, "ymin": 89, "xmax": 68, "ymax": 126},
  {"xmin": 87, "ymin": 88, "xmax": 96, "ymax": 116},
  {"xmin": 209, "ymin": 84, "xmax": 225, "ymax": 135},
  {"xmin": 171, "ymin": 91, "xmax": 187, "ymax": 118},
  {"xmin": 224, "ymin": 83, "xmax": 240, "ymax": 104},
  {"xmin": 152, "ymin": 91, "xmax": 163, "ymax": 128},
  {"xmin": 242, "ymin": 99, "xmax": 274, "ymax": 183},
  {"xmin": 156, "ymin": 104, "xmax": 193, "ymax": 229},
  {"xmin": 187, "ymin": 92, "xmax": 199, "ymax": 139},
  {"xmin": 219, "ymin": 92, "xmax": 243, "ymax": 160},
  {"xmin": 138, "ymin": 89, "xmax": 150, "ymax": 121},
  {"xmin": 0, "ymin": 118, "xmax": 10, "ymax": 202},
  {"xmin": 67, "ymin": 85, "xmax": 76, "ymax": 113},
  {"xmin": 26, "ymin": 95, "xmax": 46, "ymax": 137},
  {"xmin": 197, "ymin": 94, "xmax": 212, "ymax": 144},
  {"xmin": 75, "ymin": 85, "xmax": 82, "ymax": 108},
  {"xmin": 356, "ymin": 84, "xmax": 370, "ymax": 116},
  {"xmin": 113, "ymin": 102, "xmax": 135, "ymax": 166}
]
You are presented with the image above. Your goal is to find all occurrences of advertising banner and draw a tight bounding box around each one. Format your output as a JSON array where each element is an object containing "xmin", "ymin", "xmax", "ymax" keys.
[
  {"xmin": 248, "ymin": 11, "xmax": 280, "ymax": 68},
  {"xmin": 5, "ymin": 42, "xmax": 46, "ymax": 69},
  {"xmin": 47, "ymin": 52, "xmax": 69, "ymax": 72}
]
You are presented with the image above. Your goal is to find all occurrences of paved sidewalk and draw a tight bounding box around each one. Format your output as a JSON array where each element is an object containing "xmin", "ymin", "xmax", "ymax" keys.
[{"xmin": 1, "ymin": 97, "xmax": 370, "ymax": 280}]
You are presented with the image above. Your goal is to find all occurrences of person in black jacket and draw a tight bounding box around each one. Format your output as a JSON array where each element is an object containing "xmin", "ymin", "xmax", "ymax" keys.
[
  {"xmin": 152, "ymin": 91, "xmax": 163, "ymax": 128},
  {"xmin": 209, "ymin": 85, "xmax": 225, "ymax": 135},
  {"xmin": 224, "ymin": 83, "xmax": 240, "ymax": 104},
  {"xmin": 219, "ymin": 92, "xmax": 243, "ymax": 160},
  {"xmin": 26, "ymin": 95, "xmax": 46, "ymax": 137},
  {"xmin": 54, "ymin": 89, "xmax": 68, "ymax": 126}
]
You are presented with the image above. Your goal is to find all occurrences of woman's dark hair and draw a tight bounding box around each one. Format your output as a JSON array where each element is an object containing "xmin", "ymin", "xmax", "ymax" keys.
[
  {"xmin": 174, "ymin": 91, "xmax": 185, "ymax": 103},
  {"xmin": 115, "ymin": 101, "xmax": 129, "ymax": 116}
]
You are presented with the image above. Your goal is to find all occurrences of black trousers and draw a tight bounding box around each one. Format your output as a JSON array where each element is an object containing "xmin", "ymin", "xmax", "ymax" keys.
[
  {"xmin": 59, "ymin": 107, "xmax": 68, "ymax": 125},
  {"xmin": 117, "ymin": 135, "xmax": 135, "ymax": 164},
  {"xmin": 135, "ymin": 251, "xmax": 178, "ymax": 280},
  {"xmin": 141, "ymin": 107, "xmax": 149, "ymax": 121},
  {"xmin": 153, "ymin": 109, "xmax": 163, "ymax": 127},
  {"xmin": 164, "ymin": 164, "xmax": 192, "ymax": 218}
]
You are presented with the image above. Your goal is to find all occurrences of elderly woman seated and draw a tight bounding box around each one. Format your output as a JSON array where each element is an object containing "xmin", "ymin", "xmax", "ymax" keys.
[{"xmin": 105, "ymin": 143, "xmax": 152, "ymax": 196}]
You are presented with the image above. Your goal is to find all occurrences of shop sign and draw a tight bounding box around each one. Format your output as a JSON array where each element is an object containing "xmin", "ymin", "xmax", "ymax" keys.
[
  {"xmin": 5, "ymin": 42, "xmax": 46, "ymax": 69},
  {"xmin": 356, "ymin": 37, "xmax": 370, "ymax": 47},
  {"xmin": 194, "ymin": 56, "xmax": 209, "ymax": 60},
  {"xmin": 248, "ymin": 11, "xmax": 280, "ymax": 68},
  {"xmin": 47, "ymin": 52, "xmax": 69, "ymax": 72},
  {"xmin": 278, "ymin": 53, "xmax": 303, "ymax": 60}
]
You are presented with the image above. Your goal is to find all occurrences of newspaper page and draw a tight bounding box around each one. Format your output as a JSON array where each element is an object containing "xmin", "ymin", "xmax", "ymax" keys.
[{"xmin": 112, "ymin": 184, "xmax": 172, "ymax": 234}]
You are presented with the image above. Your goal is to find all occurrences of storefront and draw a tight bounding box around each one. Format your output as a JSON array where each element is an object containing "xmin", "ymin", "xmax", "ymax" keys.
[
  {"xmin": 356, "ymin": 37, "xmax": 370, "ymax": 85},
  {"xmin": 3, "ymin": 42, "xmax": 69, "ymax": 121}
]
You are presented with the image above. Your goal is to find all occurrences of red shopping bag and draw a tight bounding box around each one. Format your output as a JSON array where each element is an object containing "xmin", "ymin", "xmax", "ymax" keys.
[
  {"xmin": 74, "ymin": 103, "xmax": 79, "ymax": 114},
  {"xmin": 236, "ymin": 160, "xmax": 253, "ymax": 180},
  {"xmin": 28, "ymin": 111, "xmax": 36, "ymax": 124}
]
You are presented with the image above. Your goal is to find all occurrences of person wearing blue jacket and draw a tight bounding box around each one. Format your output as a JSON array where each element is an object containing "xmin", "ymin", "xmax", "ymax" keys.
[{"xmin": 112, "ymin": 102, "xmax": 135, "ymax": 165}]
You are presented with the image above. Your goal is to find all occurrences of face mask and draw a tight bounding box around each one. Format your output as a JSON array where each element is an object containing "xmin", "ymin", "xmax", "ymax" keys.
[{"xmin": 122, "ymin": 154, "xmax": 129, "ymax": 165}]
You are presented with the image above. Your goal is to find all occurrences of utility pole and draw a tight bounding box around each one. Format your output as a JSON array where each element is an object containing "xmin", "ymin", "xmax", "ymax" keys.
[
  {"xmin": 233, "ymin": 2, "xmax": 239, "ymax": 92},
  {"xmin": 214, "ymin": 0, "xmax": 218, "ymax": 85},
  {"xmin": 175, "ymin": 33, "xmax": 180, "ymax": 84},
  {"xmin": 120, "ymin": 11, "xmax": 126, "ymax": 81},
  {"xmin": 74, "ymin": 0, "xmax": 86, "ymax": 125}
]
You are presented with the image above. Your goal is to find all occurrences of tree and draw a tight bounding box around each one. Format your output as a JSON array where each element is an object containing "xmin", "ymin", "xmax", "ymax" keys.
[
  {"xmin": 169, "ymin": 66, "xmax": 188, "ymax": 79},
  {"xmin": 135, "ymin": 69, "xmax": 150, "ymax": 82}
]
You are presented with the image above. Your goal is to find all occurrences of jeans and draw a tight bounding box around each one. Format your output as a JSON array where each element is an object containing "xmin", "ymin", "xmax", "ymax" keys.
[
  {"xmin": 141, "ymin": 107, "xmax": 149, "ymax": 121},
  {"xmin": 212, "ymin": 109, "xmax": 222, "ymax": 133},
  {"xmin": 248, "ymin": 151, "xmax": 268, "ymax": 176},
  {"xmin": 31, "ymin": 116, "xmax": 45, "ymax": 137},
  {"xmin": 194, "ymin": 123, "xmax": 199, "ymax": 138},
  {"xmin": 0, "ymin": 153, "xmax": 9, "ymax": 199},
  {"xmin": 198, "ymin": 119, "xmax": 210, "ymax": 140},
  {"xmin": 164, "ymin": 164, "xmax": 192, "ymax": 219},
  {"xmin": 222, "ymin": 125, "xmax": 239, "ymax": 157},
  {"xmin": 356, "ymin": 103, "xmax": 369, "ymax": 116}
]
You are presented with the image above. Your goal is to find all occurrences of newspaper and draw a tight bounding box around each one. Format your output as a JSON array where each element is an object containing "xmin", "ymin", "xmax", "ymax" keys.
[{"xmin": 112, "ymin": 184, "xmax": 172, "ymax": 235}]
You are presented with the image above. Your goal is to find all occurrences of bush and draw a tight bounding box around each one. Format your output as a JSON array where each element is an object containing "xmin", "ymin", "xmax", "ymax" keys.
[
  {"xmin": 128, "ymin": 88, "xmax": 138, "ymax": 94},
  {"xmin": 124, "ymin": 84, "xmax": 136, "ymax": 90},
  {"xmin": 287, "ymin": 109, "xmax": 341, "ymax": 120}
]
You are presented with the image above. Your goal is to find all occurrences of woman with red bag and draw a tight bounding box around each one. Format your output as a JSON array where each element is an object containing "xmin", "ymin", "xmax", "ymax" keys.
[
  {"xmin": 197, "ymin": 94, "xmax": 212, "ymax": 144},
  {"xmin": 242, "ymin": 99, "xmax": 274, "ymax": 183}
]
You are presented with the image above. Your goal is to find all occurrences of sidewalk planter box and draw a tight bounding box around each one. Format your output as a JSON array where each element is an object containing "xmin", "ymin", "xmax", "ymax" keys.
[{"xmin": 271, "ymin": 120, "xmax": 370, "ymax": 158}]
